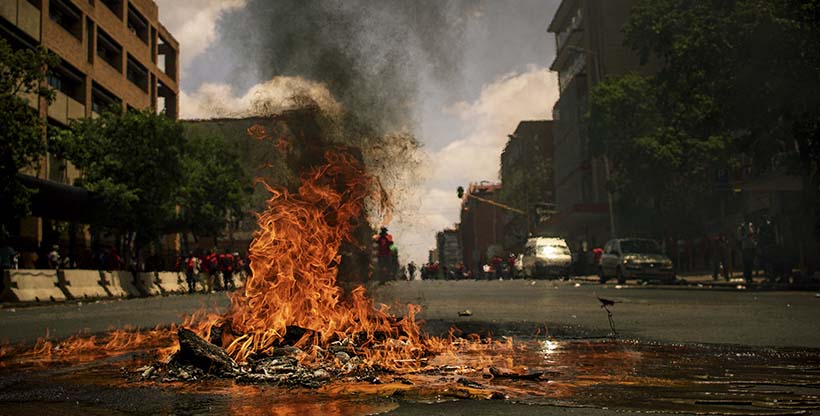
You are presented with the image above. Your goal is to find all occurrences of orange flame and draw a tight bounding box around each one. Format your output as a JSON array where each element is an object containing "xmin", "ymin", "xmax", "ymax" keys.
[
  {"xmin": 194, "ymin": 150, "xmax": 441, "ymax": 370},
  {"xmin": 3, "ymin": 147, "xmax": 519, "ymax": 375}
]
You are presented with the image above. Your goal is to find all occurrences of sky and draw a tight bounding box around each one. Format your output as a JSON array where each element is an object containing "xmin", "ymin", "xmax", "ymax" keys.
[{"xmin": 155, "ymin": 0, "xmax": 561, "ymax": 266}]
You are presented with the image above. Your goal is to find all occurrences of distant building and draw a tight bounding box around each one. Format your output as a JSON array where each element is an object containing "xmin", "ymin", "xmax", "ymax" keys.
[
  {"xmin": 499, "ymin": 120, "xmax": 555, "ymax": 251},
  {"xmin": 459, "ymin": 182, "xmax": 505, "ymax": 273},
  {"xmin": 435, "ymin": 228, "xmax": 461, "ymax": 269},
  {"xmin": 546, "ymin": 0, "xmax": 647, "ymax": 252},
  {"xmin": 2, "ymin": 0, "xmax": 179, "ymax": 249},
  {"xmin": 428, "ymin": 248, "xmax": 439, "ymax": 264}
]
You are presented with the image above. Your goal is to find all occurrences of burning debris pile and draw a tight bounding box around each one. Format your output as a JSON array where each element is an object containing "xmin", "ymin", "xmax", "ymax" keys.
[
  {"xmin": 1, "ymin": 108, "xmax": 526, "ymax": 395},
  {"xmin": 155, "ymin": 326, "xmax": 403, "ymax": 388},
  {"xmin": 140, "ymin": 148, "xmax": 453, "ymax": 387}
]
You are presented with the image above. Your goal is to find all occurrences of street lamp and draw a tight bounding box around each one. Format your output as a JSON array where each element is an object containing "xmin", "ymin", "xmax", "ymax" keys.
[{"xmin": 562, "ymin": 44, "xmax": 616, "ymax": 239}]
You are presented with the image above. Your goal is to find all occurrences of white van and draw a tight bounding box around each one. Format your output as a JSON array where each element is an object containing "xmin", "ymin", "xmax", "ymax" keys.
[{"xmin": 520, "ymin": 237, "xmax": 572, "ymax": 279}]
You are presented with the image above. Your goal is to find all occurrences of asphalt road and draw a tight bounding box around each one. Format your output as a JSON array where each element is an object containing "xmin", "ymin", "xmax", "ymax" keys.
[
  {"xmin": 374, "ymin": 279, "xmax": 820, "ymax": 348},
  {"xmin": 2, "ymin": 279, "xmax": 820, "ymax": 416},
  {"xmin": 2, "ymin": 279, "xmax": 818, "ymax": 347}
]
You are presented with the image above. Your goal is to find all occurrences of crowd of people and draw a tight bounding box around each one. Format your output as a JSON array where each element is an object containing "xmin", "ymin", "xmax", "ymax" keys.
[
  {"xmin": 0, "ymin": 243, "xmax": 131, "ymax": 271},
  {"xmin": 0, "ymin": 238, "xmax": 251, "ymax": 295},
  {"xmin": 178, "ymin": 249, "xmax": 250, "ymax": 294}
]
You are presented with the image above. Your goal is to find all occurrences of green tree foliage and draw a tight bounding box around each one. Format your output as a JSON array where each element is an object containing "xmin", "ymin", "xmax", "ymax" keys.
[
  {"xmin": 179, "ymin": 131, "xmax": 252, "ymax": 242},
  {"xmin": 55, "ymin": 110, "xmax": 186, "ymax": 246},
  {"xmin": 0, "ymin": 39, "xmax": 58, "ymax": 229},
  {"xmin": 589, "ymin": 0, "xmax": 820, "ymax": 238},
  {"xmin": 589, "ymin": 73, "xmax": 731, "ymax": 236}
]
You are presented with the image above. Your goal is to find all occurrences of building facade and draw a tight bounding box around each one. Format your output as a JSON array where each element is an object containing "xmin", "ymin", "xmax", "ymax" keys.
[
  {"xmin": 546, "ymin": 0, "xmax": 645, "ymax": 252},
  {"xmin": 499, "ymin": 120, "xmax": 555, "ymax": 250},
  {"xmin": 435, "ymin": 228, "xmax": 461, "ymax": 269},
  {"xmin": 459, "ymin": 182, "xmax": 505, "ymax": 275},
  {"xmin": 2, "ymin": 0, "xmax": 179, "ymax": 247}
]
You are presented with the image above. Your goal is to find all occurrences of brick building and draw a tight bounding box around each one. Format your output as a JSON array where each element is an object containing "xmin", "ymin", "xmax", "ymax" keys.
[
  {"xmin": 2, "ymin": 0, "xmax": 179, "ymax": 248},
  {"xmin": 459, "ymin": 182, "xmax": 505, "ymax": 275}
]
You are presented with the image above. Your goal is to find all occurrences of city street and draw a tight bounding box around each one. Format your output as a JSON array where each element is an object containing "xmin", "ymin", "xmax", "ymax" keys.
[
  {"xmin": 2, "ymin": 279, "xmax": 820, "ymax": 415},
  {"xmin": 2, "ymin": 0, "xmax": 819, "ymax": 414},
  {"xmin": 3, "ymin": 279, "xmax": 818, "ymax": 348}
]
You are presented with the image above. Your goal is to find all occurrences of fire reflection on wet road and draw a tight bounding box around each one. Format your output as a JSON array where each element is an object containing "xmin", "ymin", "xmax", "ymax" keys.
[{"xmin": 1, "ymin": 338, "xmax": 819, "ymax": 415}]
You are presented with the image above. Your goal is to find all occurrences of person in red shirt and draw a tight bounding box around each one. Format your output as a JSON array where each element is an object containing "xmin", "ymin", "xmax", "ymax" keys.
[
  {"xmin": 219, "ymin": 249, "xmax": 235, "ymax": 290},
  {"xmin": 506, "ymin": 254, "xmax": 517, "ymax": 279},
  {"xmin": 492, "ymin": 255, "xmax": 503, "ymax": 280},
  {"xmin": 375, "ymin": 227, "xmax": 394, "ymax": 282},
  {"xmin": 205, "ymin": 249, "xmax": 219, "ymax": 292}
]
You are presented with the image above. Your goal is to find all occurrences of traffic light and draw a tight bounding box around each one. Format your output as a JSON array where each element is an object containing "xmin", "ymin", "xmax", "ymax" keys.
[{"xmin": 457, "ymin": 186, "xmax": 464, "ymax": 199}]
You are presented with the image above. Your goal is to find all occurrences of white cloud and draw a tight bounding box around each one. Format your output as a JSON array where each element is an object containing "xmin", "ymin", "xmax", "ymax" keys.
[
  {"xmin": 391, "ymin": 66, "xmax": 559, "ymax": 266},
  {"xmin": 179, "ymin": 77, "xmax": 342, "ymax": 119},
  {"xmin": 155, "ymin": 0, "xmax": 246, "ymax": 73}
]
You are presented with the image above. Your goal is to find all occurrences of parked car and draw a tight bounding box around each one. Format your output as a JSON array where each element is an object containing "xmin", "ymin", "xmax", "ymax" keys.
[
  {"xmin": 599, "ymin": 238, "xmax": 675, "ymax": 284},
  {"xmin": 520, "ymin": 237, "xmax": 572, "ymax": 279}
]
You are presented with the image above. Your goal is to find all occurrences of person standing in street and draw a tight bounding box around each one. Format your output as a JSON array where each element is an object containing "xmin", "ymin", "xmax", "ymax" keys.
[
  {"xmin": 47, "ymin": 245, "xmax": 61, "ymax": 269},
  {"xmin": 737, "ymin": 218, "xmax": 757, "ymax": 283},
  {"xmin": 407, "ymin": 261, "xmax": 417, "ymax": 281},
  {"xmin": 757, "ymin": 216, "xmax": 776, "ymax": 282},
  {"xmin": 205, "ymin": 248, "xmax": 219, "ymax": 292},
  {"xmin": 219, "ymin": 249, "xmax": 235, "ymax": 290},
  {"xmin": 375, "ymin": 227, "xmax": 393, "ymax": 283},
  {"xmin": 185, "ymin": 252, "xmax": 198, "ymax": 294}
]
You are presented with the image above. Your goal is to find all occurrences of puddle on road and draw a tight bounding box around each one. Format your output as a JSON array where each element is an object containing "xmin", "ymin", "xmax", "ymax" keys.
[{"xmin": 1, "ymin": 338, "xmax": 819, "ymax": 415}]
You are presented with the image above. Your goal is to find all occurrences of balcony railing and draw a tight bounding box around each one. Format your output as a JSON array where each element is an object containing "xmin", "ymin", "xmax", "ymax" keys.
[{"xmin": 0, "ymin": 0, "xmax": 41, "ymax": 41}]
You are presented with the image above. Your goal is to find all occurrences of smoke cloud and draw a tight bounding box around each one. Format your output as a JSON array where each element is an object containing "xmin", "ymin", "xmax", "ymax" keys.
[{"xmin": 215, "ymin": 0, "xmax": 478, "ymax": 135}]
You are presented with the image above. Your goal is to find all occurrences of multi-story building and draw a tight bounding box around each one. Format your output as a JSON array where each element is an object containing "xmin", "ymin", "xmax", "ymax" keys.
[
  {"xmin": 459, "ymin": 182, "xmax": 505, "ymax": 274},
  {"xmin": 546, "ymin": 0, "xmax": 646, "ymax": 252},
  {"xmin": 499, "ymin": 120, "xmax": 555, "ymax": 250},
  {"xmin": 2, "ymin": 0, "xmax": 179, "ymax": 247},
  {"xmin": 435, "ymin": 228, "xmax": 461, "ymax": 269}
]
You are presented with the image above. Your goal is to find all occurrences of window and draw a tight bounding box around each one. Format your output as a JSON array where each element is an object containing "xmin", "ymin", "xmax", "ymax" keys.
[
  {"xmin": 126, "ymin": 54, "xmax": 148, "ymax": 91},
  {"xmin": 621, "ymin": 240, "xmax": 663, "ymax": 255},
  {"xmin": 91, "ymin": 82, "xmax": 120, "ymax": 114},
  {"xmin": 49, "ymin": 0, "xmax": 82, "ymax": 40},
  {"xmin": 96, "ymin": 28, "xmax": 122, "ymax": 71},
  {"xmin": 47, "ymin": 73, "xmax": 64, "ymax": 92},
  {"xmin": 127, "ymin": 3, "xmax": 148, "ymax": 44},
  {"xmin": 85, "ymin": 18, "xmax": 94, "ymax": 63},
  {"xmin": 100, "ymin": 0, "xmax": 123, "ymax": 19},
  {"xmin": 48, "ymin": 65, "xmax": 84, "ymax": 102},
  {"xmin": 150, "ymin": 27, "xmax": 157, "ymax": 63}
]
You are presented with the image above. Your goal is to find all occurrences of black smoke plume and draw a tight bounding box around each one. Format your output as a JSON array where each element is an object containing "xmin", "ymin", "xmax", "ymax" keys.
[{"xmin": 217, "ymin": 0, "xmax": 479, "ymax": 136}]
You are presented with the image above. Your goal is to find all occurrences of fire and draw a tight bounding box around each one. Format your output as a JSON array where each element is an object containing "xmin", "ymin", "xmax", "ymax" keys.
[
  {"xmin": 2, "ymin": 135, "xmax": 518, "ymax": 377},
  {"xmin": 197, "ymin": 150, "xmax": 442, "ymax": 369}
]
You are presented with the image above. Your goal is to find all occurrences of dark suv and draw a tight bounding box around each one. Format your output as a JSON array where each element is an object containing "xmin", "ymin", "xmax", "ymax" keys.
[{"xmin": 598, "ymin": 238, "xmax": 675, "ymax": 284}]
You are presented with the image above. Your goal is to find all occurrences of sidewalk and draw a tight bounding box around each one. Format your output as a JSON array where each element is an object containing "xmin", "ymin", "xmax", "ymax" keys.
[{"xmin": 574, "ymin": 270, "xmax": 820, "ymax": 290}]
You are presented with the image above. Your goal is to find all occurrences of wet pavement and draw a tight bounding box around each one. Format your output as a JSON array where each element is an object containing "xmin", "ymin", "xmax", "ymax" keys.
[
  {"xmin": 1, "ymin": 337, "xmax": 819, "ymax": 415},
  {"xmin": 1, "ymin": 279, "xmax": 820, "ymax": 415}
]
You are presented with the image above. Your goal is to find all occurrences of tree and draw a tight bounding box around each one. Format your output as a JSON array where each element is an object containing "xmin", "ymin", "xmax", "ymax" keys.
[
  {"xmin": 0, "ymin": 39, "xmax": 58, "ymax": 232},
  {"xmin": 178, "ymin": 131, "xmax": 252, "ymax": 245},
  {"xmin": 55, "ymin": 109, "xmax": 186, "ymax": 253},
  {"xmin": 589, "ymin": 1, "xmax": 820, "ymax": 244},
  {"xmin": 620, "ymin": 0, "xmax": 820, "ymax": 264},
  {"xmin": 588, "ymin": 73, "xmax": 732, "ymax": 237}
]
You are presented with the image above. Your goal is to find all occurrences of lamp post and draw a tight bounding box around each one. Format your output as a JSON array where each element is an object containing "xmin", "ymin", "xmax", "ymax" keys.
[{"xmin": 564, "ymin": 44, "xmax": 616, "ymax": 239}]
